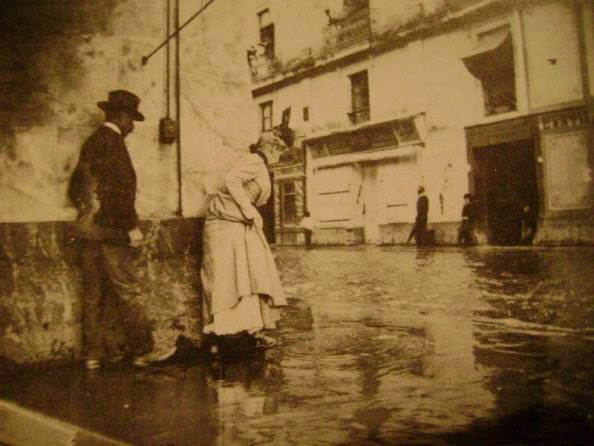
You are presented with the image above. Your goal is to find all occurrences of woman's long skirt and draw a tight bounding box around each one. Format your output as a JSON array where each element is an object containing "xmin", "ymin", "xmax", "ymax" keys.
[{"xmin": 200, "ymin": 218, "xmax": 286, "ymax": 336}]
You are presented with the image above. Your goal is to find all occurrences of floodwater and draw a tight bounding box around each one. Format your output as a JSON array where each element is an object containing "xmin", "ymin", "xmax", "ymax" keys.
[{"xmin": 1, "ymin": 246, "xmax": 593, "ymax": 445}]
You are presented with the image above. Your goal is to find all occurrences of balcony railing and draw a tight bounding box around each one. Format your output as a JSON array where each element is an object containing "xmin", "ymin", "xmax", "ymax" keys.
[
  {"xmin": 250, "ymin": 3, "xmax": 371, "ymax": 83},
  {"xmin": 325, "ymin": 6, "xmax": 371, "ymax": 53},
  {"xmin": 347, "ymin": 108, "xmax": 370, "ymax": 125}
]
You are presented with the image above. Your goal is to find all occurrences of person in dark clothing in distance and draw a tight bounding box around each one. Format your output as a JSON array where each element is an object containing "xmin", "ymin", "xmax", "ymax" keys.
[
  {"xmin": 521, "ymin": 204, "xmax": 537, "ymax": 245},
  {"xmin": 300, "ymin": 210, "xmax": 316, "ymax": 248},
  {"xmin": 407, "ymin": 186, "xmax": 429, "ymax": 245},
  {"xmin": 458, "ymin": 193, "xmax": 477, "ymax": 246}
]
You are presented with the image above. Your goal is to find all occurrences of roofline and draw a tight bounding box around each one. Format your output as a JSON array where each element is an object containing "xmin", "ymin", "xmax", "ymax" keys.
[{"xmin": 252, "ymin": 0, "xmax": 517, "ymax": 98}]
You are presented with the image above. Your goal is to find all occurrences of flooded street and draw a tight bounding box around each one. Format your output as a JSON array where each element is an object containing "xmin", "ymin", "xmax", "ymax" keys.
[{"xmin": 1, "ymin": 246, "xmax": 593, "ymax": 445}]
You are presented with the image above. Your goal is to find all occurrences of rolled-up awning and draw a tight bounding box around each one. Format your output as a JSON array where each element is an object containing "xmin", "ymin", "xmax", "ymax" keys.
[{"xmin": 462, "ymin": 29, "xmax": 513, "ymax": 79}]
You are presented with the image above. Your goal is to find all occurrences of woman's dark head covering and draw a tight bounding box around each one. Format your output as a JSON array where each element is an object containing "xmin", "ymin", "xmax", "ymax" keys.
[
  {"xmin": 253, "ymin": 149, "xmax": 269, "ymax": 166},
  {"xmin": 250, "ymin": 140, "xmax": 268, "ymax": 166}
]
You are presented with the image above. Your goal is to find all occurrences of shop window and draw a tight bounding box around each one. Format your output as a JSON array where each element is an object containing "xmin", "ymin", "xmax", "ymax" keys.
[
  {"xmin": 462, "ymin": 25, "xmax": 517, "ymax": 116},
  {"xmin": 281, "ymin": 181, "xmax": 297, "ymax": 225},
  {"xmin": 348, "ymin": 70, "xmax": 370, "ymax": 124},
  {"xmin": 392, "ymin": 119, "xmax": 420, "ymax": 144},
  {"xmin": 258, "ymin": 9, "xmax": 275, "ymax": 59},
  {"xmin": 260, "ymin": 101, "xmax": 273, "ymax": 132}
]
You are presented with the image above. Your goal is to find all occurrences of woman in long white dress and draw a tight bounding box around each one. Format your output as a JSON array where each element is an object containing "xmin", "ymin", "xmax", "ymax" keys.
[{"xmin": 200, "ymin": 149, "xmax": 286, "ymax": 350}]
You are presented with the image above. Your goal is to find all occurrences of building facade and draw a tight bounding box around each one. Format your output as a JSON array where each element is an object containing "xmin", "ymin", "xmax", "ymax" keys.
[{"xmin": 248, "ymin": 0, "xmax": 594, "ymax": 246}]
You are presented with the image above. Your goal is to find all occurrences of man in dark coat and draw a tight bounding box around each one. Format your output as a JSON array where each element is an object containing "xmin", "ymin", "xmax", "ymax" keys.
[
  {"xmin": 407, "ymin": 186, "xmax": 429, "ymax": 245},
  {"xmin": 458, "ymin": 193, "xmax": 477, "ymax": 246},
  {"xmin": 69, "ymin": 90, "xmax": 158, "ymax": 370}
]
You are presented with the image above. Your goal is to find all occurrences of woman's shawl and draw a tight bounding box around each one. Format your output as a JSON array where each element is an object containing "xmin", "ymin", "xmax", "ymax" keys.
[{"xmin": 207, "ymin": 153, "xmax": 271, "ymax": 222}]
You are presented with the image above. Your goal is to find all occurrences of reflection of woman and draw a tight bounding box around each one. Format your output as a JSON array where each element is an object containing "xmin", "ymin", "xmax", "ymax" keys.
[{"xmin": 201, "ymin": 149, "xmax": 286, "ymax": 351}]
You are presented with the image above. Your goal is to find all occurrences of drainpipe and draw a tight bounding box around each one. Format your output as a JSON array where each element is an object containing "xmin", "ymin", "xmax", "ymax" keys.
[
  {"xmin": 574, "ymin": 0, "xmax": 593, "ymax": 206},
  {"xmin": 166, "ymin": 0, "xmax": 171, "ymax": 119},
  {"xmin": 175, "ymin": 0, "xmax": 183, "ymax": 216}
]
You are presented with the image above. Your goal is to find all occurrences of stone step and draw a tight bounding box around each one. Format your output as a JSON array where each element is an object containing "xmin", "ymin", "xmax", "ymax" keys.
[{"xmin": 0, "ymin": 400, "xmax": 129, "ymax": 446}]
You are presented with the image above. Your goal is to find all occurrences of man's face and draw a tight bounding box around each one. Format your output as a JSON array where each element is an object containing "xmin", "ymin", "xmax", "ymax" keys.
[{"xmin": 117, "ymin": 112, "xmax": 135, "ymax": 137}]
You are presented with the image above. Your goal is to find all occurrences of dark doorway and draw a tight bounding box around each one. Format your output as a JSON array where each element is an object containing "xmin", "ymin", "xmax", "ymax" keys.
[{"xmin": 473, "ymin": 139, "xmax": 538, "ymax": 245}]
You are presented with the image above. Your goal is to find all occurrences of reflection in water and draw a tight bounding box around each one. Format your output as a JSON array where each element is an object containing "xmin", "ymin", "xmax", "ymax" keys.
[
  {"xmin": 0, "ymin": 246, "xmax": 592, "ymax": 445},
  {"xmin": 206, "ymin": 359, "xmax": 277, "ymax": 446}
]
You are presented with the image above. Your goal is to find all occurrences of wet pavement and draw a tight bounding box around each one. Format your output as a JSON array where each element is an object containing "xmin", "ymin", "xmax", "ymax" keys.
[{"xmin": 1, "ymin": 246, "xmax": 593, "ymax": 445}]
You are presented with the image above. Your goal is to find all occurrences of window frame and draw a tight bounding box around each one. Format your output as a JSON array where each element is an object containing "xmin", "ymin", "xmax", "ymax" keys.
[
  {"xmin": 348, "ymin": 70, "xmax": 370, "ymax": 124},
  {"xmin": 468, "ymin": 14, "xmax": 528, "ymax": 121},
  {"xmin": 260, "ymin": 100, "xmax": 273, "ymax": 132},
  {"xmin": 280, "ymin": 180, "xmax": 298, "ymax": 226},
  {"xmin": 258, "ymin": 9, "xmax": 275, "ymax": 59},
  {"xmin": 476, "ymin": 24, "xmax": 517, "ymax": 116}
]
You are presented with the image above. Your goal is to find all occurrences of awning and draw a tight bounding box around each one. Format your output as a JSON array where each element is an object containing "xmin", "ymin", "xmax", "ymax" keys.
[
  {"xmin": 461, "ymin": 29, "xmax": 513, "ymax": 79},
  {"xmin": 312, "ymin": 144, "xmax": 419, "ymax": 170}
]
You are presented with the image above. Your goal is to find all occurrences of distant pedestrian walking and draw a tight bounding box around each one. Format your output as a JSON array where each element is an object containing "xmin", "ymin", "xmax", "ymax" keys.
[
  {"xmin": 407, "ymin": 186, "xmax": 430, "ymax": 245},
  {"xmin": 300, "ymin": 211, "xmax": 316, "ymax": 248},
  {"xmin": 458, "ymin": 193, "xmax": 477, "ymax": 246}
]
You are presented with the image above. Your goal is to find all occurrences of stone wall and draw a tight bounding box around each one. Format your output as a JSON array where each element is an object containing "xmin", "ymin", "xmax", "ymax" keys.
[
  {"xmin": 535, "ymin": 217, "xmax": 594, "ymax": 246},
  {"xmin": 0, "ymin": 218, "xmax": 203, "ymax": 366},
  {"xmin": 378, "ymin": 222, "xmax": 480, "ymax": 246},
  {"xmin": 313, "ymin": 227, "xmax": 365, "ymax": 245}
]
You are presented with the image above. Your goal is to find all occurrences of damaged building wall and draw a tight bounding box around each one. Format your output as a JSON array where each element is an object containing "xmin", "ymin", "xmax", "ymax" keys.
[{"xmin": 0, "ymin": 0, "xmax": 258, "ymax": 365}]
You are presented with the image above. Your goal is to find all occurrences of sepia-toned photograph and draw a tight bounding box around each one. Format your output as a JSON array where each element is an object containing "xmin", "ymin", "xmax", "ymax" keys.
[{"xmin": 0, "ymin": 0, "xmax": 593, "ymax": 445}]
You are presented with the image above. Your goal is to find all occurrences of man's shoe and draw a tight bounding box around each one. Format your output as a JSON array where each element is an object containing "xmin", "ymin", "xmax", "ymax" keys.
[
  {"xmin": 105, "ymin": 355, "xmax": 124, "ymax": 365},
  {"xmin": 85, "ymin": 359, "xmax": 101, "ymax": 370},
  {"xmin": 133, "ymin": 346, "xmax": 177, "ymax": 368}
]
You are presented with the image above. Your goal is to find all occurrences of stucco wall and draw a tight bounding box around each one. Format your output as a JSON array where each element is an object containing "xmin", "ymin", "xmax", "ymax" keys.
[{"xmin": 523, "ymin": 0, "xmax": 583, "ymax": 109}]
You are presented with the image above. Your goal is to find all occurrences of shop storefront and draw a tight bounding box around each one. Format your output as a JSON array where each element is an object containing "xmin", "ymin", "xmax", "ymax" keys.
[{"xmin": 466, "ymin": 106, "xmax": 592, "ymax": 245}]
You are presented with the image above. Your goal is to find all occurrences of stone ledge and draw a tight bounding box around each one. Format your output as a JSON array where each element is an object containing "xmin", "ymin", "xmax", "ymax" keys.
[
  {"xmin": 0, "ymin": 218, "xmax": 204, "ymax": 263},
  {"xmin": 0, "ymin": 218, "xmax": 204, "ymax": 365},
  {"xmin": 313, "ymin": 227, "xmax": 364, "ymax": 245}
]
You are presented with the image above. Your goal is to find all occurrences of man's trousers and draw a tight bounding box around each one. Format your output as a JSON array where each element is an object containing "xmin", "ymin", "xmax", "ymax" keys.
[{"xmin": 79, "ymin": 241, "xmax": 153, "ymax": 360}]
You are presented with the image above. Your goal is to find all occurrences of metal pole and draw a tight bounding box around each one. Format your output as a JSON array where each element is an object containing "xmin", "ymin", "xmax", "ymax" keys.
[
  {"xmin": 175, "ymin": 0, "xmax": 183, "ymax": 216},
  {"xmin": 166, "ymin": 0, "xmax": 171, "ymax": 118},
  {"xmin": 142, "ymin": 0, "xmax": 215, "ymax": 65}
]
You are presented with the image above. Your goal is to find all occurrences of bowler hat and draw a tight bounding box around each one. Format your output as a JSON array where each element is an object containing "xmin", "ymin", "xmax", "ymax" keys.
[{"xmin": 97, "ymin": 90, "xmax": 145, "ymax": 121}]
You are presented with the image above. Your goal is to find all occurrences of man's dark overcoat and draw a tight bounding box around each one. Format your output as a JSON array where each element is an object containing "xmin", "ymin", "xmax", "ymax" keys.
[{"xmin": 69, "ymin": 125, "xmax": 138, "ymax": 242}]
